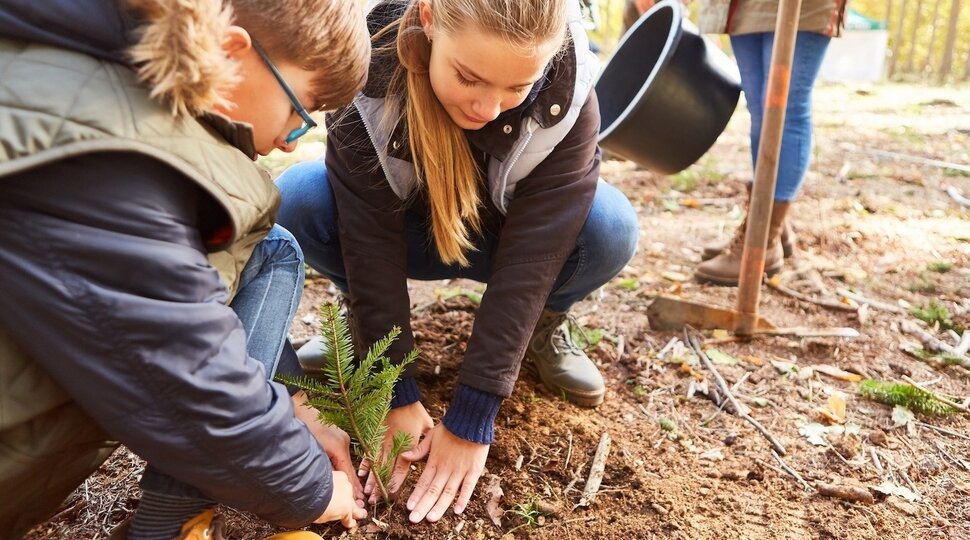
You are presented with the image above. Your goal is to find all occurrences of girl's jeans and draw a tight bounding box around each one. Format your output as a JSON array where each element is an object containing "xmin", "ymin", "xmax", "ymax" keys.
[{"xmin": 274, "ymin": 161, "xmax": 639, "ymax": 314}]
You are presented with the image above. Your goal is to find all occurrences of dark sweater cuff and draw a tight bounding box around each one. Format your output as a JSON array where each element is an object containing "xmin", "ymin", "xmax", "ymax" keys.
[
  {"xmin": 442, "ymin": 384, "xmax": 503, "ymax": 444},
  {"xmin": 390, "ymin": 376, "xmax": 421, "ymax": 408}
]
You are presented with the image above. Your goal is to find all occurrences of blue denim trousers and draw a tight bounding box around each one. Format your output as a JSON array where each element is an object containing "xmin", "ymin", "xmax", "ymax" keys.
[
  {"xmin": 140, "ymin": 224, "xmax": 305, "ymax": 498},
  {"xmin": 730, "ymin": 31, "xmax": 831, "ymax": 202},
  {"xmin": 275, "ymin": 161, "xmax": 639, "ymax": 313}
]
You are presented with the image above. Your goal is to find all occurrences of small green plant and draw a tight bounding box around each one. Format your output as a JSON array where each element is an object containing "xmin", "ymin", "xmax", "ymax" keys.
[
  {"xmin": 616, "ymin": 277, "xmax": 640, "ymax": 291},
  {"xmin": 859, "ymin": 379, "xmax": 956, "ymax": 416},
  {"xmin": 633, "ymin": 385, "xmax": 647, "ymax": 398},
  {"xmin": 907, "ymin": 272, "xmax": 938, "ymax": 293},
  {"xmin": 570, "ymin": 325, "xmax": 604, "ymax": 349},
  {"xmin": 927, "ymin": 261, "xmax": 953, "ymax": 273},
  {"xmin": 276, "ymin": 304, "xmax": 417, "ymax": 502},
  {"xmin": 911, "ymin": 300, "xmax": 961, "ymax": 332},
  {"xmin": 508, "ymin": 499, "xmax": 542, "ymax": 530}
]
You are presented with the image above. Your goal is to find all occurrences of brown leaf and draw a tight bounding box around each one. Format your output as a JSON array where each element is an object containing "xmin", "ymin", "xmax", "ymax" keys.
[
  {"xmin": 483, "ymin": 473, "xmax": 504, "ymax": 527},
  {"xmin": 812, "ymin": 364, "xmax": 863, "ymax": 382}
]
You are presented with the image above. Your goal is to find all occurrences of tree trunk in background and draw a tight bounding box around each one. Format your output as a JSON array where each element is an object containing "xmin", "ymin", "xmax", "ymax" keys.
[
  {"xmin": 889, "ymin": 0, "xmax": 909, "ymax": 78},
  {"xmin": 921, "ymin": 0, "xmax": 943, "ymax": 73},
  {"xmin": 936, "ymin": 0, "xmax": 961, "ymax": 84},
  {"xmin": 963, "ymin": 42, "xmax": 970, "ymax": 80},
  {"xmin": 904, "ymin": 0, "xmax": 924, "ymax": 73}
]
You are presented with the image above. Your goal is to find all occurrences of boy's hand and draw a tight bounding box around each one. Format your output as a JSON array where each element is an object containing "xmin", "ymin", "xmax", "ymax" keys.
[
  {"xmin": 404, "ymin": 423, "xmax": 489, "ymax": 523},
  {"xmin": 359, "ymin": 401, "xmax": 434, "ymax": 503},
  {"xmin": 292, "ymin": 391, "xmax": 365, "ymax": 507},
  {"xmin": 314, "ymin": 471, "xmax": 367, "ymax": 528}
]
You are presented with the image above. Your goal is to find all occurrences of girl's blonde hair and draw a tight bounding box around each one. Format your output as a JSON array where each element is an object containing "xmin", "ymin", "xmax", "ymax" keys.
[
  {"xmin": 385, "ymin": 0, "xmax": 569, "ymax": 266},
  {"xmin": 128, "ymin": 0, "xmax": 369, "ymax": 116}
]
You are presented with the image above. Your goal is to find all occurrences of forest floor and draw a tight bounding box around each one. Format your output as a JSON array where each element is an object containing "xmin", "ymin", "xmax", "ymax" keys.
[{"xmin": 28, "ymin": 81, "xmax": 970, "ymax": 539}]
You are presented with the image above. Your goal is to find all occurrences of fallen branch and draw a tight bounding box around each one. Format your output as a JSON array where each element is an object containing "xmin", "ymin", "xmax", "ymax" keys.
[
  {"xmin": 835, "ymin": 288, "xmax": 906, "ymax": 314},
  {"xmin": 862, "ymin": 148, "xmax": 970, "ymax": 175},
  {"xmin": 577, "ymin": 433, "xmax": 611, "ymax": 508},
  {"xmin": 772, "ymin": 449, "xmax": 811, "ymax": 491},
  {"xmin": 946, "ymin": 185, "xmax": 970, "ymax": 207},
  {"xmin": 686, "ymin": 329, "xmax": 787, "ymax": 456},
  {"xmin": 900, "ymin": 321, "xmax": 970, "ymax": 370},
  {"xmin": 768, "ymin": 279, "xmax": 856, "ymax": 312},
  {"xmin": 816, "ymin": 482, "xmax": 874, "ymax": 504},
  {"xmin": 916, "ymin": 421, "xmax": 970, "ymax": 441},
  {"xmin": 901, "ymin": 375, "xmax": 970, "ymax": 413}
]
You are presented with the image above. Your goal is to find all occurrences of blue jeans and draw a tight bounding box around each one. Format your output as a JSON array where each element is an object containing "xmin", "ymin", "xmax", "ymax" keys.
[
  {"xmin": 730, "ymin": 32, "xmax": 830, "ymax": 202},
  {"xmin": 140, "ymin": 224, "xmax": 304, "ymax": 499},
  {"xmin": 275, "ymin": 161, "xmax": 639, "ymax": 313}
]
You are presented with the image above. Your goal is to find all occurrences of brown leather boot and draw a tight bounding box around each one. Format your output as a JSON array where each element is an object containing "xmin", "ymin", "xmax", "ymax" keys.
[
  {"xmin": 701, "ymin": 183, "xmax": 795, "ymax": 260},
  {"xmin": 694, "ymin": 201, "xmax": 791, "ymax": 286},
  {"xmin": 701, "ymin": 220, "xmax": 795, "ymax": 261}
]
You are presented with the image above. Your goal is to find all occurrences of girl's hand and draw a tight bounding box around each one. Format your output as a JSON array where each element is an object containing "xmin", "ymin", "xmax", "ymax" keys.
[
  {"xmin": 404, "ymin": 424, "xmax": 489, "ymax": 523},
  {"xmin": 359, "ymin": 401, "xmax": 434, "ymax": 503}
]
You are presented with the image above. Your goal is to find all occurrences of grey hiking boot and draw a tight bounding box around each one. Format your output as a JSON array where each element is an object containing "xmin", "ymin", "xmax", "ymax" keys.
[
  {"xmin": 526, "ymin": 309, "xmax": 606, "ymax": 407},
  {"xmin": 297, "ymin": 296, "xmax": 354, "ymax": 376}
]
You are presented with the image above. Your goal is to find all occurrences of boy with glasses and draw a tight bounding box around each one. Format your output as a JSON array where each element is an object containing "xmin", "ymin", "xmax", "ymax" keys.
[{"xmin": 0, "ymin": 0, "xmax": 369, "ymax": 538}]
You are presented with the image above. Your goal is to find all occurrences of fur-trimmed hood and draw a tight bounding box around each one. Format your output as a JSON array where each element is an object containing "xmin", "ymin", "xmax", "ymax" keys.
[{"xmin": 0, "ymin": 0, "xmax": 238, "ymax": 116}]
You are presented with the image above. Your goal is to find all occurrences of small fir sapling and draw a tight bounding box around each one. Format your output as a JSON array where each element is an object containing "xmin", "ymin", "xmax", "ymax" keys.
[{"xmin": 277, "ymin": 303, "xmax": 417, "ymax": 502}]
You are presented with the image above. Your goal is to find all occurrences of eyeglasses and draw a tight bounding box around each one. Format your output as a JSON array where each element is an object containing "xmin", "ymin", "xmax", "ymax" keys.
[{"xmin": 252, "ymin": 39, "xmax": 318, "ymax": 144}]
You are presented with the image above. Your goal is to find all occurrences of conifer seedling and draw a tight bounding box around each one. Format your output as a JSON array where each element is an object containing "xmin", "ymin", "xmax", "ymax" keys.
[{"xmin": 277, "ymin": 303, "xmax": 417, "ymax": 502}]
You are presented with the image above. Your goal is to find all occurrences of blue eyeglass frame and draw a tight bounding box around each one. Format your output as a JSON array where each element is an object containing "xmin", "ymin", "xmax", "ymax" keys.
[{"xmin": 251, "ymin": 40, "xmax": 318, "ymax": 144}]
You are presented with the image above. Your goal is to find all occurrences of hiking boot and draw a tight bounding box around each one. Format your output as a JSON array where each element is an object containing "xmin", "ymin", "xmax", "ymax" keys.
[
  {"xmin": 694, "ymin": 201, "xmax": 791, "ymax": 286},
  {"xmin": 297, "ymin": 297, "xmax": 355, "ymax": 376},
  {"xmin": 701, "ymin": 219, "xmax": 795, "ymax": 261},
  {"xmin": 701, "ymin": 183, "xmax": 795, "ymax": 260},
  {"xmin": 109, "ymin": 510, "xmax": 323, "ymax": 540},
  {"xmin": 526, "ymin": 309, "xmax": 605, "ymax": 407}
]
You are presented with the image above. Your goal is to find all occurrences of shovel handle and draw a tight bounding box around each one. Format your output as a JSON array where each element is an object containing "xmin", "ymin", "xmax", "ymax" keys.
[{"xmin": 736, "ymin": 0, "xmax": 803, "ymax": 335}]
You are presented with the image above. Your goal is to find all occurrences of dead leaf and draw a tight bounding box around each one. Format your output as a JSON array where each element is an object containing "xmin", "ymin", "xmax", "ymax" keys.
[
  {"xmin": 873, "ymin": 481, "xmax": 920, "ymax": 502},
  {"xmin": 705, "ymin": 348, "xmax": 739, "ymax": 366},
  {"xmin": 712, "ymin": 329, "xmax": 730, "ymax": 340},
  {"xmin": 483, "ymin": 474, "xmax": 504, "ymax": 527},
  {"xmin": 699, "ymin": 448, "xmax": 725, "ymax": 461},
  {"xmin": 771, "ymin": 359, "xmax": 797, "ymax": 374},
  {"xmin": 817, "ymin": 393, "xmax": 848, "ymax": 424},
  {"xmin": 891, "ymin": 405, "xmax": 915, "ymax": 428},
  {"xmin": 744, "ymin": 355, "xmax": 764, "ymax": 367},
  {"xmin": 811, "ymin": 364, "xmax": 863, "ymax": 382},
  {"xmin": 661, "ymin": 270, "xmax": 689, "ymax": 282},
  {"xmin": 799, "ymin": 422, "xmax": 829, "ymax": 446},
  {"xmin": 681, "ymin": 198, "xmax": 701, "ymax": 208}
]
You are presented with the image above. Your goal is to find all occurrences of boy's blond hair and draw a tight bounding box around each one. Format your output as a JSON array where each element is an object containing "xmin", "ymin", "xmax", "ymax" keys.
[{"xmin": 128, "ymin": 0, "xmax": 369, "ymax": 117}]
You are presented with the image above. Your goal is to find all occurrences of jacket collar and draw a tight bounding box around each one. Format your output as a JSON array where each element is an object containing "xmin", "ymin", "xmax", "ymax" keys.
[{"xmin": 199, "ymin": 113, "xmax": 258, "ymax": 159}]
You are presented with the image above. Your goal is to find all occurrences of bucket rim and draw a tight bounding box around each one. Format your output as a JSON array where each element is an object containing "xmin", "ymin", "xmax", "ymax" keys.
[{"xmin": 597, "ymin": 0, "xmax": 684, "ymax": 142}]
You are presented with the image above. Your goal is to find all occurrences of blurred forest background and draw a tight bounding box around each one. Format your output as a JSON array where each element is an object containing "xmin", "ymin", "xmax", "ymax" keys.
[{"xmin": 585, "ymin": 0, "xmax": 969, "ymax": 84}]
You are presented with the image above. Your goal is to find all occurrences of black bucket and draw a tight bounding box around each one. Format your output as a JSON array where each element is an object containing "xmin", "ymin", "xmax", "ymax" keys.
[{"xmin": 596, "ymin": 0, "xmax": 742, "ymax": 174}]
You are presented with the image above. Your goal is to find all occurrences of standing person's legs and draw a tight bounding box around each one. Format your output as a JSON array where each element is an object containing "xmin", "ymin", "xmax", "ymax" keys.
[
  {"xmin": 771, "ymin": 31, "xmax": 831, "ymax": 201},
  {"xmin": 730, "ymin": 33, "xmax": 769, "ymax": 173},
  {"xmin": 128, "ymin": 225, "xmax": 305, "ymax": 540}
]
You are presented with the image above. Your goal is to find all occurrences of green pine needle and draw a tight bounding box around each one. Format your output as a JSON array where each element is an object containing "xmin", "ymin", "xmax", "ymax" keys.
[
  {"xmin": 276, "ymin": 303, "xmax": 416, "ymax": 502},
  {"xmin": 859, "ymin": 379, "xmax": 956, "ymax": 416}
]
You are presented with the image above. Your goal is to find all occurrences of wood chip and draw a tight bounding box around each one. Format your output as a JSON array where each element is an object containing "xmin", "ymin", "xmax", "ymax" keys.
[{"xmin": 816, "ymin": 482, "xmax": 874, "ymax": 504}]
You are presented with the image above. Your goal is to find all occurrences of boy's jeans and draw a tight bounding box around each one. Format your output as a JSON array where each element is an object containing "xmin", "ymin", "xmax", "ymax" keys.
[
  {"xmin": 730, "ymin": 31, "xmax": 831, "ymax": 202},
  {"xmin": 139, "ymin": 224, "xmax": 305, "ymax": 499},
  {"xmin": 274, "ymin": 161, "xmax": 639, "ymax": 314}
]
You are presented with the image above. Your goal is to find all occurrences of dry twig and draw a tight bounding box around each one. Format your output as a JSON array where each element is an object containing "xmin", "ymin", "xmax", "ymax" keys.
[
  {"xmin": 768, "ymin": 279, "xmax": 856, "ymax": 312},
  {"xmin": 577, "ymin": 433, "xmax": 611, "ymax": 508},
  {"xmin": 901, "ymin": 375, "xmax": 969, "ymax": 413},
  {"xmin": 900, "ymin": 321, "xmax": 970, "ymax": 370},
  {"xmin": 772, "ymin": 450, "xmax": 812, "ymax": 491},
  {"xmin": 835, "ymin": 288, "xmax": 906, "ymax": 314},
  {"xmin": 686, "ymin": 329, "xmax": 787, "ymax": 456}
]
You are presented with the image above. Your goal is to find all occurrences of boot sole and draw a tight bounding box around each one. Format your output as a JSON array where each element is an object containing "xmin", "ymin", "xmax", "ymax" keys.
[
  {"xmin": 526, "ymin": 353, "xmax": 606, "ymax": 408},
  {"xmin": 694, "ymin": 262, "xmax": 784, "ymax": 286}
]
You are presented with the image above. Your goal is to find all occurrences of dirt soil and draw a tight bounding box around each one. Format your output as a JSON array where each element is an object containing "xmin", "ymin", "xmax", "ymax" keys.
[{"xmin": 28, "ymin": 82, "xmax": 970, "ymax": 539}]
